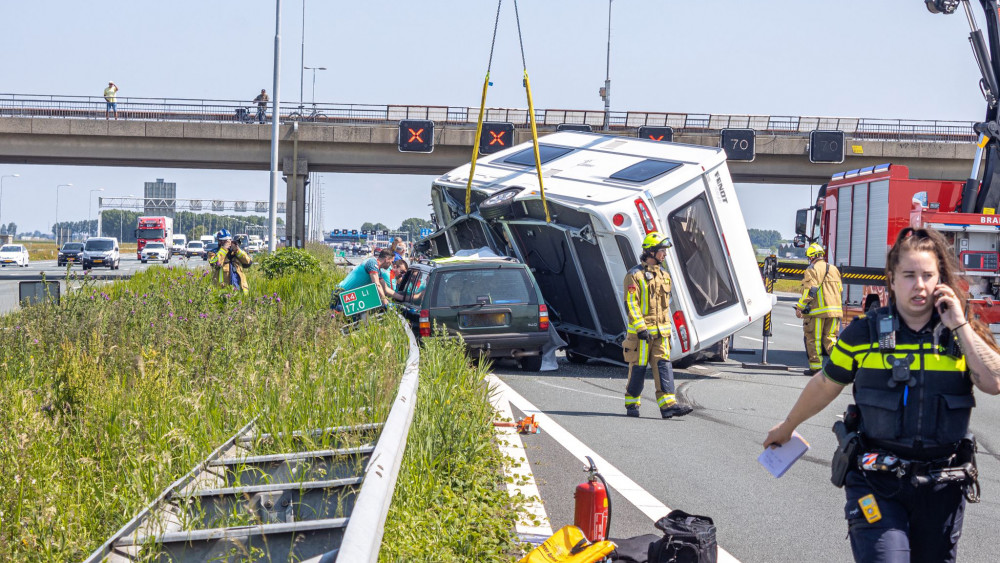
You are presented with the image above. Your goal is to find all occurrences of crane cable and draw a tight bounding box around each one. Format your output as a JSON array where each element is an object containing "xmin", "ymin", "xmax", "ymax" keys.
[
  {"xmin": 465, "ymin": 0, "xmax": 504, "ymax": 215},
  {"xmin": 465, "ymin": 0, "xmax": 551, "ymax": 223},
  {"xmin": 514, "ymin": 0, "xmax": 551, "ymax": 223}
]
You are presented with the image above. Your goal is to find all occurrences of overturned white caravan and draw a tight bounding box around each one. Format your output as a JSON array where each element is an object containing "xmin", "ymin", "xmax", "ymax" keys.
[{"xmin": 420, "ymin": 131, "xmax": 774, "ymax": 364}]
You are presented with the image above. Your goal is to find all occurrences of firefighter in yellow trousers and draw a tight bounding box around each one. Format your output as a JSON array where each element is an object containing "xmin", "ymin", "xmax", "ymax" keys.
[
  {"xmin": 796, "ymin": 243, "xmax": 843, "ymax": 374},
  {"xmin": 623, "ymin": 232, "xmax": 693, "ymax": 419}
]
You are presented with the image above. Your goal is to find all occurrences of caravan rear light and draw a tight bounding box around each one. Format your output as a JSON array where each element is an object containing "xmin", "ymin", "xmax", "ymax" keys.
[
  {"xmin": 538, "ymin": 304, "xmax": 549, "ymax": 331},
  {"xmin": 672, "ymin": 310, "xmax": 691, "ymax": 353},
  {"xmin": 634, "ymin": 198, "xmax": 657, "ymax": 234},
  {"xmin": 419, "ymin": 309, "xmax": 431, "ymax": 337},
  {"xmin": 612, "ymin": 213, "xmax": 626, "ymax": 227}
]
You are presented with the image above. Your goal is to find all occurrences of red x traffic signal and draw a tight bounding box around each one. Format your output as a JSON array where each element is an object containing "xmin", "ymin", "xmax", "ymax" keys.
[
  {"xmin": 479, "ymin": 122, "xmax": 516, "ymax": 155},
  {"xmin": 398, "ymin": 120, "xmax": 435, "ymax": 153}
]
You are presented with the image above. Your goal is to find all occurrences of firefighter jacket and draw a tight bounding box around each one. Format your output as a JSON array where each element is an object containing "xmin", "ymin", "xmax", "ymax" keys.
[
  {"xmin": 624, "ymin": 263, "xmax": 672, "ymax": 337},
  {"xmin": 796, "ymin": 259, "xmax": 843, "ymax": 318},
  {"xmin": 825, "ymin": 307, "xmax": 973, "ymax": 460},
  {"xmin": 210, "ymin": 245, "xmax": 253, "ymax": 293}
]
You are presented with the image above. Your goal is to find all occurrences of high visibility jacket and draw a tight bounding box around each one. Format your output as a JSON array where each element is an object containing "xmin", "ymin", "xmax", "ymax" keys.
[
  {"xmin": 624, "ymin": 263, "xmax": 672, "ymax": 337},
  {"xmin": 796, "ymin": 259, "xmax": 843, "ymax": 318},
  {"xmin": 210, "ymin": 246, "xmax": 252, "ymax": 293},
  {"xmin": 825, "ymin": 307, "xmax": 973, "ymax": 460}
]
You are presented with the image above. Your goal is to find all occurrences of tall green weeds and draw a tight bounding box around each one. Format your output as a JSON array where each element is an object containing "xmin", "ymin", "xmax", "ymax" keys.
[
  {"xmin": 0, "ymin": 256, "xmax": 406, "ymax": 561},
  {"xmin": 380, "ymin": 334, "xmax": 522, "ymax": 562}
]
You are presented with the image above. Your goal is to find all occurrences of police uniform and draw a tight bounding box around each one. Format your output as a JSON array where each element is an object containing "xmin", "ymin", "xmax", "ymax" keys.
[
  {"xmin": 825, "ymin": 306, "xmax": 976, "ymax": 562},
  {"xmin": 797, "ymin": 258, "xmax": 843, "ymax": 372},
  {"xmin": 623, "ymin": 262, "xmax": 683, "ymax": 417}
]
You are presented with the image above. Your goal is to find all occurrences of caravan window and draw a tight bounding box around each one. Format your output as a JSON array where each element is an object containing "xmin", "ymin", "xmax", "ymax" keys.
[
  {"xmin": 667, "ymin": 194, "xmax": 737, "ymax": 316},
  {"xmin": 504, "ymin": 145, "xmax": 573, "ymax": 166},
  {"xmin": 609, "ymin": 159, "xmax": 682, "ymax": 183}
]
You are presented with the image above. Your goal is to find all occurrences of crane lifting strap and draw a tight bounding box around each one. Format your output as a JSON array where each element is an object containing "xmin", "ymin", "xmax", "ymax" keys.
[
  {"xmin": 465, "ymin": 0, "xmax": 503, "ymax": 215},
  {"xmin": 465, "ymin": 0, "xmax": 552, "ymax": 223}
]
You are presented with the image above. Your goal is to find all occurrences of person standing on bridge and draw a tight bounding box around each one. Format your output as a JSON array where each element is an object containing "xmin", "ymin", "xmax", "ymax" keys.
[
  {"xmin": 104, "ymin": 81, "xmax": 118, "ymax": 120},
  {"xmin": 253, "ymin": 89, "xmax": 269, "ymax": 124},
  {"xmin": 622, "ymin": 231, "xmax": 693, "ymax": 419},
  {"xmin": 210, "ymin": 229, "xmax": 253, "ymax": 293},
  {"xmin": 796, "ymin": 242, "xmax": 843, "ymax": 374},
  {"xmin": 765, "ymin": 227, "xmax": 1000, "ymax": 563}
]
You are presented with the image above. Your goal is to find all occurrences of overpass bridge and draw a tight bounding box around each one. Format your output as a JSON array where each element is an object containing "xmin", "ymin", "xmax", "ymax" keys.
[
  {"xmin": 0, "ymin": 93, "xmax": 980, "ymax": 242},
  {"xmin": 0, "ymin": 93, "xmax": 979, "ymax": 184}
]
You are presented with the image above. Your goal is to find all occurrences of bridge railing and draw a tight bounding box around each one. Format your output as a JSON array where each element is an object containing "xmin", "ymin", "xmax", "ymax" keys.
[{"xmin": 0, "ymin": 93, "xmax": 977, "ymax": 143}]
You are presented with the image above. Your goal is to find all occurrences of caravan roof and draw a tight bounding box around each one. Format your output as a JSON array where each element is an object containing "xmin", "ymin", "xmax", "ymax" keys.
[{"xmin": 435, "ymin": 131, "xmax": 728, "ymax": 206}]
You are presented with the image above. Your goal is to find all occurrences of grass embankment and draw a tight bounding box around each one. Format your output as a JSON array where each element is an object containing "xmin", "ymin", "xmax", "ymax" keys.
[
  {"xmin": 0, "ymin": 244, "xmax": 522, "ymax": 561},
  {"xmin": 381, "ymin": 337, "xmax": 522, "ymax": 562}
]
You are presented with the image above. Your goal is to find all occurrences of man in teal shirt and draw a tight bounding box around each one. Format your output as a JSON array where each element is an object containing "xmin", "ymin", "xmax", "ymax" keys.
[{"xmin": 337, "ymin": 249, "xmax": 394, "ymax": 304}]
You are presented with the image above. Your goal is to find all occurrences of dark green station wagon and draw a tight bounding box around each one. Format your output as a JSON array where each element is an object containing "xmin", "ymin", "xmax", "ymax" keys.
[{"xmin": 393, "ymin": 255, "xmax": 550, "ymax": 371}]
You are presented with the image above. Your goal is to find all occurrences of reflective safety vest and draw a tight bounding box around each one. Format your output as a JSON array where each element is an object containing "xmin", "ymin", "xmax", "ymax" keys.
[
  {"xmin": 796, "ymin": 259, "xmax": 843, "ymax": 318},
  {"xmin": 623, "ymin": 263, "xmax": 671, "ymax": 337},
  {"xmin": 825, "ymin": 307, "xmax": 973, "ymax": 460},
  {"xmin": 210, "ymin": 246, "xmax": 252, "ymax": 293}
]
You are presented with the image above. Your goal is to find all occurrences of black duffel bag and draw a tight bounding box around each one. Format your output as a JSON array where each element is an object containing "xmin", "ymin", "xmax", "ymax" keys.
[{"xmin": 648, "ymin": 510, "xmax": 717, "ymax": 563}]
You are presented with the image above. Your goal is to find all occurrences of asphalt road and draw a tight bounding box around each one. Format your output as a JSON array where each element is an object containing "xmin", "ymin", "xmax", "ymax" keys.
[{"xmin": 494, "ymin": 295, "xmax": 1000, "ymax": 562}]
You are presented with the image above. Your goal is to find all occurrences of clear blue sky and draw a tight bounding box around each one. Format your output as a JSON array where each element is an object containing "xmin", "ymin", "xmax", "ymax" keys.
[{"xmin": 0, "ymin": 0, "xmax": 987, "ymax": 237}]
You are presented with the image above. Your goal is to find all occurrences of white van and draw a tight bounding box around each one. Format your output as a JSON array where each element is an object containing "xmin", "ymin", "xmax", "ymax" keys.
[
  {"xmin": 199, "ymin": 235, "xmax": 215, "ymax": 247},
  {"xmin": 170, "ymin": 234, "xmax": 188, "ymax": 255},
  {"xmin": 422, "ymin": 131, "xmax": 773, "ymax": 364}
]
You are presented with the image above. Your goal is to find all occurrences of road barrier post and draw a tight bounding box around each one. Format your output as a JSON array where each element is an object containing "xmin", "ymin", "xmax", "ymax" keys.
[{"xmin": 743, "ymin": 255, "xmax": 790, "ymax": 371}]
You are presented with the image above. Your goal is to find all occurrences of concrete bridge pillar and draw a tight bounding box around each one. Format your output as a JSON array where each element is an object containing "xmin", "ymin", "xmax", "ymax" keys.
[{"xmin": 282, "ymin": 157, "xmax": 309, "ymax": 248}]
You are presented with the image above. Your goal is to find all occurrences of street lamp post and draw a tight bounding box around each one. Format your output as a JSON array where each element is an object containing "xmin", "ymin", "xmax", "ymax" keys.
[
  {"xmin": 299, "ymin": 0, "xmax": 306, "ymax": 113},
  {"xmin": 89, "ymin": 188, "xmax": 105, "ymax": 237},
  {"xmin": 303, "ymin": 66, "xmax": 326, "ymax": 110},
  {"xmin": 54, "ymin": 183, "xmax": 74, "ymax": 245},
  {"xmin": 0, "ymin": 173, "xmax": 20, "ymax": 231},
  {"xmin": 601, "ymin": 0, "xmax": 613, "ymax": 131}
]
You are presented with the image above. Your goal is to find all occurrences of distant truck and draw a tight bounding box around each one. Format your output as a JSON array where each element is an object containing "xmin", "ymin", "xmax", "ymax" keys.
[
  {"xmin": 419, "ymin": 131, "xmax": 773, "ymax": 365},
  {"xmin": 135, "ymin": 216, "xmax": 173, "ymax": 260},
  {"xmin": 170, "ymin": 234, "xmax": 188, "ymax": 255}
]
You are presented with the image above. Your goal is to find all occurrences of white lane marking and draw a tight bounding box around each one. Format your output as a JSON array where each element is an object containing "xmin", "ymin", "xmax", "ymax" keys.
[
  {"xmin": 690, "ymin": 364, "xmax": 706, "ymax": 370},
  {"xmin": 783, "ymin": 323, "xmax": 801, "ymax": 328},
  {"xmin": 488, "ymin": 375, "xmax": 742, "ymax": 563},
  {"xmin": 535, "ymin": 380, "xmax": 620, "ymax": 401},
  {"xmin": 739, "ymin": 335, "xmax": 763, "ymax": 342},
  {"xmin": 491, "ymin": 386, "xmax": 552, "ymax": 537}
]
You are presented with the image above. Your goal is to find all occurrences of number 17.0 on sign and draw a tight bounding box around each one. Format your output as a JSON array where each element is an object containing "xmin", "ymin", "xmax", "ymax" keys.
[{"xmin": 341, "ymin": 283, "xmax": 383, "ymax": 316}]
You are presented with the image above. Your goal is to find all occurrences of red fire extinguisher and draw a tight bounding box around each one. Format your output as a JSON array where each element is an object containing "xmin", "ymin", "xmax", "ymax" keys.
[{"xmin": 574, "ymin": 456, "xmax": 612, "ymax": 542}]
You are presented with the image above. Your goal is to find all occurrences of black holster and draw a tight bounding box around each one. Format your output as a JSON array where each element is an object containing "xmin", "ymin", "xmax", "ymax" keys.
[{"xmin": 830, "ymin": 405, "xmax": 861, "ymax": 488}]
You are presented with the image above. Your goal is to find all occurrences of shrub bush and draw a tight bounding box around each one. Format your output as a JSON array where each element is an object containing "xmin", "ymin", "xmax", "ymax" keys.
[{"xmin": 256, "ymin": 246, "xmax": 321, "ymax": 279}]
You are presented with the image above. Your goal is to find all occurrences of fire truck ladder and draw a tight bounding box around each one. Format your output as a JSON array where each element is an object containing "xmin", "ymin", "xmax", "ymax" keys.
[{"xmin": 83, "ymin": 321, "xmax": 420, "ymax": 563}]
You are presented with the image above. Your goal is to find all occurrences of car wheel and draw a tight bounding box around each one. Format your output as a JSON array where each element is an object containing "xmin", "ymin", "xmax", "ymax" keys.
[
  {"xmin": 520, "ymin": 355, "xmax": 544, "ymax": 372},
  {"xmin": 565, "ymin": 350, "xmax": 589, "ymax": 364},
  {"xmin": 707, "ymin": 335, "xmax": 733, "ymax": 362},
  {"xmin": 478, "ymin": 187, "xmax": 523, "ymax": 220},
  {"xmin": 673, "ymin": 354, "xmax": 698, "ymax": 369}
]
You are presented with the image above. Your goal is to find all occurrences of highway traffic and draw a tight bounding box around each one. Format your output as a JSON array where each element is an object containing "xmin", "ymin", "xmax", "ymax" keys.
[{"xmin": 492, "ymin": 296, "xmax": 1000, "ymax": 562}]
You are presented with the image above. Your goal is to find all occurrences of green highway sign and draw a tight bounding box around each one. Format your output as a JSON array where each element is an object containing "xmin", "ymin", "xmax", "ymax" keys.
[{"xmin": 341, "ymin": 283, "xmax": 382, "ymax": 316}]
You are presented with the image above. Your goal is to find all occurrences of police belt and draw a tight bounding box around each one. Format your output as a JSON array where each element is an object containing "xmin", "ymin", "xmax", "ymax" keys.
[{"xmin": 857, "ymin": 450, "xmax": 981, "ymax": 502}]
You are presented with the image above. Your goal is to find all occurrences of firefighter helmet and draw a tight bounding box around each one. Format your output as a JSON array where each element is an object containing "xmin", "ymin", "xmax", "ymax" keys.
[
  {"xmin": 641, "ymin": 231, "xmax": 671, "ymax": 250},
  {"xmin": 806, "ymin": 243, "xmax": 825, "ymax": 258},
  {"xmin": 216, "ymin": 229, "xmax": 232, "ymax": 241}
]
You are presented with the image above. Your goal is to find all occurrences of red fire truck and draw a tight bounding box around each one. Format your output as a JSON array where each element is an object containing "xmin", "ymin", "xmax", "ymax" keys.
[
  {"xmin": 795, "ymin": 163, "xmax": 1000, "ymax": 332},
  {"xmin": 135, "ymin": 216, "xmax": 174, "ymax": 260}
]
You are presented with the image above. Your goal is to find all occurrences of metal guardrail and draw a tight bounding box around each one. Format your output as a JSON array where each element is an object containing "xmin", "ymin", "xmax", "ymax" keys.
[
  {"xmin": 0, "ymin": 92, "xmax": 977, "ymax": 143},
  {"xmin": 82, "ymin": 316, "xmax": 420, "ymax": 563}
]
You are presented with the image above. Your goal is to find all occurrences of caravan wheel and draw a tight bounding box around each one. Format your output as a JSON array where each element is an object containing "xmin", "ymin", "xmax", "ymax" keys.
[{"xmin": 478, "ymin": 187, "xmax": 522, "ymax": 220}]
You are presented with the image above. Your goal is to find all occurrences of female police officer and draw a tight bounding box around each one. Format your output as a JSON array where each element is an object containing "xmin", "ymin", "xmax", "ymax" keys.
[{"xmin": 763, "ymin": 227, "xmax": 1000, "ymax": 562}]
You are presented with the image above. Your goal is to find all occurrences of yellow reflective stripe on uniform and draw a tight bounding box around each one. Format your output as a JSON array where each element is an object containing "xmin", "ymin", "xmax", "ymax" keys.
[
  {"xmin": 657, "ymin": 394, "xmax": 676, "ymax": 408},
  {"xmin": 807, "ymin": 305, "xmax": 842, "ymax": 316},
  {"xmin": 855, "ymin": 348, "xmax": 968, "ymax": 372},
  {"xmin": 638, "ymin": 339, "xmax": 649, "ymax": 366},
  {"xmin": 626, "ymin": 276, "xmax": 647, "ymax": 332},
  {"xmin": 796, "ymin": 288, "xmax": 811, "ymax": 311},
  {"xmin": 625, "ymin": 396, "xmax": 640, "ymax": 406},
  {"xmin": 810, "ymin": 318, "xmax": 824, "ymax": 369},
  {"xmin": 836, "ymin": 341, "xmax": 875, "ymax": 354}
]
